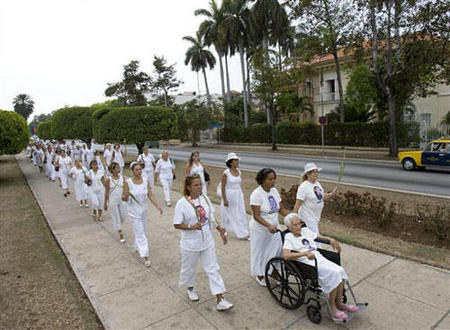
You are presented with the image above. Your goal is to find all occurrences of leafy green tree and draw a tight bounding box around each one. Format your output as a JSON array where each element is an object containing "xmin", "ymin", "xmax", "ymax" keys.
[
  {"xmin": 183, "ymin": 32, "xmax": 216, "ymax": 107},
  {"xmin": 51, "ymin": 107, "xmax": 96, "ymax": 142},
  {"xmin": 287, "ymin": 0, "xmax": 358, "ymax": 123},
  {"xmin": 90, "ymin": 99, "xmax": 123, "ymax": 109},
  {"xmin": 441, "ymin": 111, "xmax": 450, "ymax": 126},
  {"xmin": 13, "ymin": 94, "xmax": 34, "ymax": 120},
  {"xmin": 0, "ymin": 110, "xmax": 29, "ymax": 155},
  {"xmin": 151, "ymin": 56, "xmax": 182, "ymax": 106},
  {"xmin": 105, "ymin": 60, "xmax": 151, "ymax": 106},
  {"xmin": 37, "ymin": 121, "xmax": 53, "ymax": 140},
  {"xmin": 277, "ymin": 91, "xmax": 314, "ymax": 122},
  {"xmin": 344, "ymin": 64, "xmax": 378, "ymax": 122},
  {"xmin": 178, "ymin": 99, "xmax": 221, "ymax": 147},
  {"xmin": 92, "ymin": 106, "xmax": 177, "ymax": 153},
  {"xmin": 28, "ymin": 113, "xmax": 53, "ymax": 135}
]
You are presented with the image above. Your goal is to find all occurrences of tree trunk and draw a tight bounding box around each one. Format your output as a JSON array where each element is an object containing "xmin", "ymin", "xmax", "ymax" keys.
[
  {"xmin": 386, "ymin": 87, "xmax": 398, "ymax": 156},
  {"xmin": 269, "ymin": 102, "xmax": 277, "ymax": 151},
  {"xmin": 224, "ymin": 55, "xmax": 231, "ymax": 101},
  {"xmin": 263, "ymin": 35, "xmax": 271, "ymax": 124},
  {"xmin": 246, "ymin": 54, "xmax": 252, "ymax": 106},
  {"xmin": 332, "ymin": 49, "xmax": 345, "ymax": 123},
  {"xmin": 216, "ymin": 48, "xmax": 226, "ymax": 102},
  {"xmin": 239, "ymin": 42, "xmax": 248, "ymax": 128},
  {"xmin": 163, "ymin": 91, "xmax": 168, "ymax": 106},
  {"xmin": 191, "ymin": 129, "xmax": 199, "ymax": 147},
  {"xmin": 202, "ymin": 67, "xmax": 211, "ymax": 108}
]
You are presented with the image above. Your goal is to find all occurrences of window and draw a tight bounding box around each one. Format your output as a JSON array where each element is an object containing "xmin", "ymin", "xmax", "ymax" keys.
[{"xmin": 421, "ymin": 113, "xmax": 431, "ymax": 126}]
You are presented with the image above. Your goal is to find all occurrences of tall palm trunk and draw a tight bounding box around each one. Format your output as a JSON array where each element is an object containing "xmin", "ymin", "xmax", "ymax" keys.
[
  {"xmin": 224, "ymin": 55, "xmax": 231, "ymax": 101},
  {"xmin": 216, "ymin": 48, "xmax": 226, "ymax": 102},
  {"xmin": 239, "ymin": 42, "xmax": 248, "ymax": 127},
  {"xmin": 263, "ymin": 34, "xmax": 271, "ymax": 124},
  {"xmin": 202, "ymin": 67, "xmax": 211, "ymax": 108},
  {"xmin": 332, "ymin": 49, "xmax": 345, "ymax": 123},
  {"xmin": 246, "ymin": 54, "xmax": 252, "ymax": 106}
]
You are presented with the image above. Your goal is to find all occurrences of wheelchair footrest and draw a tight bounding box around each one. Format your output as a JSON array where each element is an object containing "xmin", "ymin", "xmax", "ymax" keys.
[{"xmin": 332, "ymin": 303, "xmax": 368, "ymax": 324}]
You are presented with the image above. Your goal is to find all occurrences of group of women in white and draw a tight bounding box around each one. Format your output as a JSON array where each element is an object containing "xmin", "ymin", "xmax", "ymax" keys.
[{"xmin": 27, "ymin": 141, "xmax": 356, "ymax": 317}]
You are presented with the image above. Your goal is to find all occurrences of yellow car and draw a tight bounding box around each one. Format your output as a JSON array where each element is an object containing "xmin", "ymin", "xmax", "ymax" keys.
[{"xmin": 398, "ymin": 137, "xmax": 450, "ymax": 171}]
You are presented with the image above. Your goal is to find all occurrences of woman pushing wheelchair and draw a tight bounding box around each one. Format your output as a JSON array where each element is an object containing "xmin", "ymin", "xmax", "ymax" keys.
[{"xmin": 283, "ymin": 213, "xmax": 358, "ymax": 321}]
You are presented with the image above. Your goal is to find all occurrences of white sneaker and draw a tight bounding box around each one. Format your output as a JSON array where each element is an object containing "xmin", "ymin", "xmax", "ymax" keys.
[
  {"xmin": 166, "ymin": 201, "xmax": 172, "ymax": 207},
  {"xmin": 144, "ymin": 259, "xmax": 151, "ymax": 267},
  {"xmin": 255, "ymin": 277, "xmax": 266, "ymax": 287},
  {"xmin": 119, "ymin": 238, "xmax": 126, "ymax": 243},
  {"xmin": 187, "ymin": 288, "xmax": 199, "ymax": 301},
  {"xmin": 217, "ymin": 298, "xmax": 234, "ymax": 311}
]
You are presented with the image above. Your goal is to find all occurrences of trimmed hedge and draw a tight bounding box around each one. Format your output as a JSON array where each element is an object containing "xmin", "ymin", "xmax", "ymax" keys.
[
  {"xmin": 37, "ymin": 121, "xmax": 54, "ymax": 140},
  {"xmin": 0, "ymin": 110, "xmax": 29, "ymax": 155},
  {"xmin": 221, "ymin": 121, "xmax": 419, "ymax": 147},
  {"xmin": 52, "ymin": 107, "xmax": 96, "ymax": 141},
  {"xmin": 92, "ymin": 105, "xmax": 178, "ymax": 150}
]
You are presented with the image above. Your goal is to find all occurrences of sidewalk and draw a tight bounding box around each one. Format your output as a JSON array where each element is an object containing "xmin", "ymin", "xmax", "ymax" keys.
[{"xmin": 17, "ymin": 154, "xmax": 449, "ymax": 330}]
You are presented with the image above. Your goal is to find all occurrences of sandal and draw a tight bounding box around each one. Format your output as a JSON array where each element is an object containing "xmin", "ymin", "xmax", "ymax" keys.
[
  {"xmin": 340, "ymin": 304, "xmax": 358, "ymax": 313},
  {"xmin": 331, "ymin": 310, "xmax": 348, "ymax": 321}
]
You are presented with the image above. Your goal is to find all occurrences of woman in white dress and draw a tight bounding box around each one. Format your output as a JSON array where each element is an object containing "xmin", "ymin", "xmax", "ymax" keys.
[
  {"xmin": 173, "ymin": 174, "xmax": 233, "ymax": 311},
  {"xmin": 137, "ymin": 146, "xmax": 156, "ymax": 188},
  {"xmin": 185, "ymin": 151, "xmax": 208, "ymax": 196},
  {"xmin": 85, "ymin": 159, "xmax": 106, "ymax": 221},
  {"xmin": 69, "ymin": 159, "xmax": 88, "ymax": 208},
  {"xmin": 104, "ymin": 161, "xmax": 128, "ymax": 243},
  {"xmin": 84, "ymin": 142, "xmax": 95, "ymax": 169},
  {"xmin": 249, "ymin": 168, "xmax": 290, "ymax": 287},
  {"xmin": 283, "ymin": 213, "xmax": 357, "ymax": 321},
  {"xmin": 103, "ymin": 144, "xmax": 112, "ymax": 171},
  {"xmin": 293, "ymin": 163, "xmax": 336, "ymax": 235},
  {"xmin": 111, "ymin": 144, "xmax": 125, "ymax": 174},
  {"xmin": 95, "ymin": 150, "xmax": 106, "ymax": 172},
  {"xmin": 57, "ymin": 149, "xmax": 73, "ymax": 197},
  {"xmin": 155, "ymin": 150, "xmax": 176, "ymax": 206},
  {"xmin": 220, "ymin": 153, "xmax": 249, "ymax": 240},
  {"xmin": 122, "ymin": 162, "xmax": 163, "ymax": 267}
]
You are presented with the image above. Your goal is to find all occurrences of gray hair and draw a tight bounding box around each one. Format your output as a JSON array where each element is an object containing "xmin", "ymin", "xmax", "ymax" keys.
[{"xmin": 284, "ymin": 213, "xmax": 301, "ymax": 227}]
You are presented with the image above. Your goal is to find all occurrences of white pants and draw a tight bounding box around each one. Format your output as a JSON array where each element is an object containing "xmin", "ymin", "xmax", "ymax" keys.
[
  {"xmin": 250, "ymin": 229, "xmax": 283, "ymax": 277},
  {"xmin": 60, "ymin": 172, "xmax": 69, "ymax": 190},
  {"xmin": 179, "ymin": 246, "xmax": 226, "ymax": 296},
  {"xmin": 129, "ymin": 209, "xmax": 149, "ymax": 257},
  {"xmin": 88, "ymin": 189, "xmax": 104, "ymax": 210},
  {"xmin": 50, "ymin": 165, "xmax": 56, "ymax": 181},
  {"xmin": 160, "ymin": 177, "xmax": 173, "ymax": 202},
  {"xmin": 143, "ymin": 170, "xmax": 155, "ymax": 189},
  {"xmin": 110, "ymin": 201, "xmax": 127, "ymax": 231}
]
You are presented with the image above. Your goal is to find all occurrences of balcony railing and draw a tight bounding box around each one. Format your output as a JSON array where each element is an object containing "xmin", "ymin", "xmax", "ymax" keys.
[{"xmin": 314, "ymin": 92, "xmax": 338, "ymax": 103}]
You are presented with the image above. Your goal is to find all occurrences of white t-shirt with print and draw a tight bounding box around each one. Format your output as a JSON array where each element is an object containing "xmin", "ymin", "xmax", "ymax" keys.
[
  {"xmin": 249, "ymin": 186, "xmax": 281, "ymax": 233},
  {"xmin": 296, "ymin": 181, "xmax": 324, "ymax": 227},
  {"xmin": 155, "ymin": 159, "xmax": 175, "ymax": 180},
  {"xmin": 283, "ymin": 228, "xmax": 319, "ymax": 266},
  {"xmin": 173, "ymin": 196, "xmax": 214, "ymax": 251}
]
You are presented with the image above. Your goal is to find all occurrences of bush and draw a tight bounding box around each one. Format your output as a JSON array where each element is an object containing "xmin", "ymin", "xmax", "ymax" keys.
[
  {"xmin": 37, "ymin": 121, "xmax": 53, "ymax": 140},
  {"xmin": 92, "ymin": 105, "xmax": 177, "ymax": 151},
  {"xmin": 51, "ymin": 107, "xmax": 96, "ymax": 142},
  {"xmin": 0, "ymin": 110, "xmax": 30, "ymax": 155}
]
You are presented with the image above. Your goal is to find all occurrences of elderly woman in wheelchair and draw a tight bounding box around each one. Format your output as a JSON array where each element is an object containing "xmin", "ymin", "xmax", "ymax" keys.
[{"xmin": 264, "ymin": 213, "xmax": 367, "ymax": 324}]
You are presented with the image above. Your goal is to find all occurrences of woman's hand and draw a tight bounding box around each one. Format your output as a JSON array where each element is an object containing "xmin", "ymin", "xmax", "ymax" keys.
[
  {"xmin": 217, "ymin": 226, "xmax": 228, "ymax": 245},
  {"xmin": 330, "ymin": 238, "xmax": 341, "ymax": 253},
  {"xmin": 157, "ymin": 205, "xmax": 163, "ymax": 215},
  {"xmin": 305, "ymin": 252, "xmax": 315, "ymax": 260},
  {"xmin": 223, "ymin": 199, "xmax": 229, "ymax": 207},
  {"xmin": 267, "ymin": 224, "xmax": 278, "ymax": 234},
  {"xmin": 191, "ymin": 222, "xmax": 202, "ymax": 231}
]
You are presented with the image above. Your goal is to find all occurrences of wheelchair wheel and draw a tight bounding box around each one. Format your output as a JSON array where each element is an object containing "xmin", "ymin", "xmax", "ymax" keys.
[
  {"xmin": 307, "ymin": 305, "xmax": 322, "ymax": 324},
  {"xmin": 265, "ymin": 258, "xmax": 305, "ymax": 310}
]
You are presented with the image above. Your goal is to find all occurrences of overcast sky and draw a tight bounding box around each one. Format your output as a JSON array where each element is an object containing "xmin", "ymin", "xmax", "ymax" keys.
[{"xmin": 0, "ymin": 0, "xmax": 244, "ymax": 119}]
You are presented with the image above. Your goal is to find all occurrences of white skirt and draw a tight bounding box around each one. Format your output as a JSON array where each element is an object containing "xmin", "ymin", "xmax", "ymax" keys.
[
  {"xmin": 250, "ymin": 229, "xmax": 283, "ymax": 277},
  {"xmin": 74, "ymin": 181, "xmax": 87, "ymax": 201},
  {"xmin": 315, "ymin": 254, "xmax": 348, "ymax": 293},
  {"xmin": 221, "ymin": 188, "xmax": 249, "ymax": 238}
]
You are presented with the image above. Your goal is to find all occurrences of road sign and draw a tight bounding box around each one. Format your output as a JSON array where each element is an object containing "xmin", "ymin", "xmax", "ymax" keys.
[{"xmin": 319, "ymin": 116, "xmax": 327, "ymax": 125}]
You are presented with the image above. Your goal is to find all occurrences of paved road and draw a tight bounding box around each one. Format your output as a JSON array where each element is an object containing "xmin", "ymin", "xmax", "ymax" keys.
[{"xmin": 94, "ymin": 144, "xmax": 450, "ymax": 198}]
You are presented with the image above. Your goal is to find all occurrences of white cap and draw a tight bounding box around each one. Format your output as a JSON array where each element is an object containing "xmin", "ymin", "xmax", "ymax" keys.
[
  {"xmin": 301, "ymin": 162, "xmax": 322, "ymax": 177},
  {"xmin": 225, "ymin": 152, "xmax": 240, "ymax": 162}
]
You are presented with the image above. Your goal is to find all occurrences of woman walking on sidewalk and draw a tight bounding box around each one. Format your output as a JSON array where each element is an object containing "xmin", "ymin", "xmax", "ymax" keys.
[
  {"xmin": 293, "ymin": 163, "xmax": 336, "ymax": 235},
  {"xmin": 122, "ymin": 162, "xmax": 163, "ymax": 267},
  {"xmin": 111, "ymin": 144, "xmax": 125, "ymax": 174},
  {"xmin": 137, "ymin": 146, "xmax": 156, "ymax": 188},
  {"xmin": 220, "ymin": 153, "xmax": 249, "ymax": 240},
  {"xmin": 104, "ymin": 162, "xmax": 128, "ymax": 243},
  {"xmin": 185, "ymin": 151, "xmax": 208, "ymax": 196},
  {"xmin": 69, "ymin": 159, "xmax": 88, "ymax": 208},
  {"xmin": 249, "ymin": 168, "xmax": 290, "ymax": 287},
  {"xmin": 173, "ymin": 174, "xmax": 233, "ymax": 311},
  {"xmin": 155, "ymin": 150, "xmax": 176, "ymax": 207},
  {"xmin": 85, "ymin": 160, "xmax": 106, "ymax": 221},
  {"xmin": 57, "ymin": 149, "xmax": 73, "ymax": 197}
]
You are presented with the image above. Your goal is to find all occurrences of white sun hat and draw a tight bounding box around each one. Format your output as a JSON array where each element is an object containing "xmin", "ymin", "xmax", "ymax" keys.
[
  {"xmin": 225, "ymin": 152, "xmax": 240, "ymax": 162},
  {"xmin": 301, "ymin": 162, "xmax": 322, "ymax": 177}
]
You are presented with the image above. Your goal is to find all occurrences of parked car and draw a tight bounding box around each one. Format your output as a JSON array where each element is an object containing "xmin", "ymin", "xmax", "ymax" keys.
[
  {"xmin": 145, "ymin": 140, "xmax": 160, "ymax": 148},
  {"xmin": 398, "ymin": 137, "xmax": 450, "ymax": 171}
]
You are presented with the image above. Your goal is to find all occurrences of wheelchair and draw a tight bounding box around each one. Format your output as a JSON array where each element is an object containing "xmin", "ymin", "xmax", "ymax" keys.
[{"xmin": 264, "ymin": 229, "xmax": 368, "ymax": 324}]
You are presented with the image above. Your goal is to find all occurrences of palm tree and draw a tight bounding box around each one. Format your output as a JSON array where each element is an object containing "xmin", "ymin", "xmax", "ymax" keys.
[
  {"xmin": 183, "ymin": 32, "xmax": 216, "ymax": 107},
  {"xmin": 250, "ymin": 0, "xmax": 289, "ymax": 124},
  {"xmin": 224, "ymin": 0, "xmax": 251, "ymax": 127},
  {"xmin": 195, "ymin": 0, "xmax": 228, "ymax": 103},
  {"xmin": 13, "ymin": 94, "xmax": 34, "ymax": 120}
]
